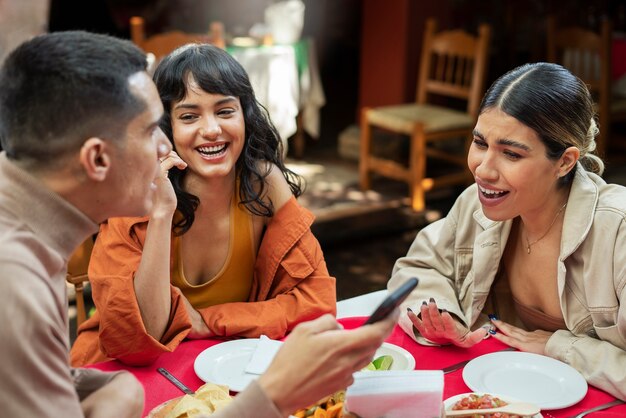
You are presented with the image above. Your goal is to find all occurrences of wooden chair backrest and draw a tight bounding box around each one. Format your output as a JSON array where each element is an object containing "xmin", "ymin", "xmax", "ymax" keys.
[
  {"xmin": 546, "ymin": 16, "xmax": 613, "ymax": 156},
  {"xmin": 546, "ymin": 16, "xmax": 611, "ymax": 101},
  {"xmin": 66, "ymin": 237, "xmax": 95, "ymax": 327},
  {"xmin": 416, "ymin": 18, "xmax": 492, "ymax": 119},
  {"xmin": 130, "ymin": 16, "xmax": 225, "ymax": 61}
]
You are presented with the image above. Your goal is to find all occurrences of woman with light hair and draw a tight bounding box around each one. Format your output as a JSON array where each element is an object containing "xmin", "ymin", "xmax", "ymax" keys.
[{"xmin": 389, "ymin": 62, "xmax": 625, "ymax": 400}]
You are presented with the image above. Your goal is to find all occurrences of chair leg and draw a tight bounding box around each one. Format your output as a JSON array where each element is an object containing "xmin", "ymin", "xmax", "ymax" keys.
[
  {"xmin": 359, "ymin": 107, "xmax": 372, "ymax": 191},
  {"xmin": 409, "ymin": 126, "xmax": 426, "ymax": 211},
  {"xmin": 75, "ymin": 282, "xmax": 86, "ymax": 327}
]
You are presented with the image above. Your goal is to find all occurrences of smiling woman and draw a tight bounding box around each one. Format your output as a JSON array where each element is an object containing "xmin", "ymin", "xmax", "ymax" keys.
[
  {"xmin": 70, "ymin": 43, "xmax": 336, "ymax": 368},
  {"xmin": 387, "ymin": 62, "xmax": 626, "ymax": 401}
]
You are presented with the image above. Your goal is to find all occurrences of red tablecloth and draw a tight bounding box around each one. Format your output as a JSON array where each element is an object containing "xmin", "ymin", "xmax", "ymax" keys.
[{"xmin": 90, "ymin": 317, "xmax": 625, "ymax": 417}]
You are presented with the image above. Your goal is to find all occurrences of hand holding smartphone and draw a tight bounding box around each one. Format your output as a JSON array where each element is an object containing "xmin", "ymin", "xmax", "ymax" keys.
[{"xmin": 362, "ymin": 277, "xmax": 419, "ymax": 325}]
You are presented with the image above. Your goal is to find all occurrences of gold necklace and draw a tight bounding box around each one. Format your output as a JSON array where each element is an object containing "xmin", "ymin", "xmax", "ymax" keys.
[{"xmin": 524, "ymin": 202, "xmax": 567, "ymax": 254}]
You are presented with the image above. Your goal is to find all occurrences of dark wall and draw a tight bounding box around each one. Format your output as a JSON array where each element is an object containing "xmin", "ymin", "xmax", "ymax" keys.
[
  {"xmin": 359, "ymin": 0, "xmax": 624, "ymax": 110},
  {"xmin": 447, "ymin": 0, "xmax": 624, "ymax": 86},
  {"xmin": 48, "ymin": 0, "xmax": 362, "ymax": 150},
  {"xmin": 48, "ymin": 0, "xmax": 626, "ymax": 149}
]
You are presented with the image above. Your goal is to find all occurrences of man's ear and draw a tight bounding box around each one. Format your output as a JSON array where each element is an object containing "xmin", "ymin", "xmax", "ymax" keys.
[
  {"xmin": 79, "ymin": 137, "xmax": 111, "ymax": 181},
  {"xmin": 558, "ymin": 146, "xmax": 580, "ymax": 178}
]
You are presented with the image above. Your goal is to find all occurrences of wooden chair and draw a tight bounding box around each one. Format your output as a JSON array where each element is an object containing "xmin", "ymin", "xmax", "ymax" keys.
[
  {"xmin": 130, "ymin": 16, "xmax": 225, "ymax": 62},
  {"xmin": 66, "ymin": 237, "xmax": 95, "ymax": 327},
  {"xmin": 546, "ymin": 16, "xmax": 614, "ymax": 157},
  {"xmin": 359, "ymin": 18, "xmax": 491, "ymax": 211}
]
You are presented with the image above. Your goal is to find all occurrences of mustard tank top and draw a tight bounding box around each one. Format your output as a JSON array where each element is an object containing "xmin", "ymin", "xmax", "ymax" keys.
[{"xmin": 170, "ymin": 190, "xmax": 256, "ymax": 309}]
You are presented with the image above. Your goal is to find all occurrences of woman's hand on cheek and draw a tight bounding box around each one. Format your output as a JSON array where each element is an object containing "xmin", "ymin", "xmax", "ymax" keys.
[
  {"xmin": 151, "ymin": 151, "xmax": 187, "ymax": 218},
  {"xmin": 489, "ymin": 318, "xmax": 552, "ymax": 355},
  {"xmin": 160, "ymin": 150, "xmax": 188, "ymax": 172}
]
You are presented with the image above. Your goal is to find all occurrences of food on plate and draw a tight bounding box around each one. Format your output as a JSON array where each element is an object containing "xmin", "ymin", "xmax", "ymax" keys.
[
  {"xmin": 362, "ymin": 355, "xmax": 393, "ymax": 371},
  {"xmin": 450, "ymin": 393, "xmax": 522, "ymax": 418},
  {"xmin": 292, "ymin": 390, "xmax": 346, "ymax": 418},
  {"xmin": 292, "ymin": 355, "xmax": 395, "ymax": 417},
  {"xmin": 165, "ymin": 382, "xmax": 233, "ymax": 418}
]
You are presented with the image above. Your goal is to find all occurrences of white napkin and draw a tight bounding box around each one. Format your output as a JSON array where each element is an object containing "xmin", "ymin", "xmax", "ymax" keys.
[
  {"xmin": 244, "ymin": 335, "xmax": 283, "ymax": 375},
  {"xmin": 345, "ymin": 370, "xmax": 444, "ymax": 418}
]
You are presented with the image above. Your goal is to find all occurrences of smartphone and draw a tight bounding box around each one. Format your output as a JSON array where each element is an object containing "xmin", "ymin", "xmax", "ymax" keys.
[{"xmin": 362, "ymin": 277, "xmax": 419, "ymax": 325}]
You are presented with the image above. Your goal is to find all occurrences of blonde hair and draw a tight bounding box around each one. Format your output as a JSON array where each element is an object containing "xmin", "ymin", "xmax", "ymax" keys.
[{"xmin": 580, "ymin": 118, "xmax": 605, "ymax": 175}]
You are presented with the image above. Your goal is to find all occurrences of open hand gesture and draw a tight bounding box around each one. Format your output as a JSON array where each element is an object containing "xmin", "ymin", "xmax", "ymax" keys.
[{"xmin": 407, "ymin": 298, "xmax": 487, "ymax": 347}]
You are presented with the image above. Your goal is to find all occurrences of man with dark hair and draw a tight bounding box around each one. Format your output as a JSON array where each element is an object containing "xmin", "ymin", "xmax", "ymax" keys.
[
  {"xmin": 0, "ymin": 30, "xmax": 397, "ymax": 417},
  {"xmin": 0, "ymin": 30, "xmax": 171, "ymax": 417}
]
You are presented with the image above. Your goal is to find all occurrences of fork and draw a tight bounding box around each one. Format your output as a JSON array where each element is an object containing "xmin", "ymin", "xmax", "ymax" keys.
[
  {"xmin": 157, "ymin": 367, "xmax": 195, "ymax": 395},
  {"xmin": 571, "ymin": 399, "xmax": 625, "ymax": 418},
  {"xmin": 441, "ymin": 347, "xmax": 516, "ymax": 374}
]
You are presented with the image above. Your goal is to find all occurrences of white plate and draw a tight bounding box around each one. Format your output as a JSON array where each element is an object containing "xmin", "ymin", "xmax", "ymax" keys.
[
  {"xmin": 194, "ymin": 339, "xmax": 281, "ymax": 392},
  {"xmin": 193, "ymin": 340, "xmax": 415, "ymax": 393},
  {"xmin": 444, "ymin": 392, "xmax": 542, "ymax": 417},
  {"xmin": 374, "ymin": 342, "xmax": 416, "ymax": 371},
  {"xmin": 463, "ymin": 351, "xmax": 587, "ymax": 410}
]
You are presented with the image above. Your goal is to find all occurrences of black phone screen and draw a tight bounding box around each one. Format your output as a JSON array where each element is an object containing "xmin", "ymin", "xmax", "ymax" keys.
[{"xmin": 362, "ymin": 277, "xmax": 419, "ymax": 325}]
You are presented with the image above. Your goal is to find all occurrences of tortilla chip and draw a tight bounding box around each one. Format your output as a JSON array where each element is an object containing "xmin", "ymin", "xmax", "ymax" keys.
[
  {"xmin": 211, "ymin": 398, "xmax": 233, "ymax": 412},
  {"xmin": 165, "ymin": 395, "xmax": 212, "ymax": 418},
  {"xmin": 195, "ymin": 382, "xmax": 231, "ymax": 403},
  {"xmin": 163, "ymin": 382, "xmax": 233, "ymax": 417}
]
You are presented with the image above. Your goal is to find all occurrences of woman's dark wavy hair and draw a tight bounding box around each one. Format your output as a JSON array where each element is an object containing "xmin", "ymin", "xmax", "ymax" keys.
[
  {"xmin": 153, "ymin": 43, "xmax": 303, "ymax": 234},
  {"xmin": 478, "ymin": 62, "xmax": 604, "ymax": 187}
]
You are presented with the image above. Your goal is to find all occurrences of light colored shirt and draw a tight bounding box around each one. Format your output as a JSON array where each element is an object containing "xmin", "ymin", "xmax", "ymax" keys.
[{"xmin": 0, "ymin": 152, "xmax": 120, "ymax": 417}]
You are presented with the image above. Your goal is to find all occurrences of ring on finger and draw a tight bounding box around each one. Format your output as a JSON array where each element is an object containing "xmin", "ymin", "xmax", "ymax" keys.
[{"xmin": 480, "ymin": 324, "xmax": 496, "ymax": 339}]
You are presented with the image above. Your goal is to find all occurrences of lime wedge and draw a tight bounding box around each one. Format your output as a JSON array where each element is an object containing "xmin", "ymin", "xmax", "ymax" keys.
[
  {"xmin": 362, "ymin": 362, "xmax": 377, "ymax": 371},
  {"xmin": 372, "ymin": 355, "xmax": 393, "ymax": 370}
]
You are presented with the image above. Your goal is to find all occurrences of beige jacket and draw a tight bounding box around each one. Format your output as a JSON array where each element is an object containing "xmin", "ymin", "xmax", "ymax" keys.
[
  {"xmin": 0, "ymin": 153, "xmax": 123, "ymax": 417},
  {"xmin": 389, "ymin": 165, "xmax": 626, "ymax": 400}
]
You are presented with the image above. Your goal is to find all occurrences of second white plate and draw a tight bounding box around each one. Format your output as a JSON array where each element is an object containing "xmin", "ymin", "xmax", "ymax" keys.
[
  {"xmin": 463, "ymin": 351, "xmax": 587, "ymax": 409},
  {"xmin": 194, "ymin": 339, "xmax": 280, "ymax": 392},
  {"xmin": 193, "ymin": 339, "xmax": 415, "ymax": 393},
  {"xmin": 374, "ymin": 342, "xmax": 416, "ymax": 371}
]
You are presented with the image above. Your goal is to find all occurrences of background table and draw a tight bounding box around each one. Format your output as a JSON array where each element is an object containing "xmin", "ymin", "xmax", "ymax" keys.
[
  {"xmin": 227, "ymin": 39, "xmax": 325, "ymax": 156},
  {"xmin": 337, "ymin": 289, "xmax": 388, "ymax": 319},
  {"xmin": 90, "ymin": 317, "xmax": 625, "ymax": 417}
]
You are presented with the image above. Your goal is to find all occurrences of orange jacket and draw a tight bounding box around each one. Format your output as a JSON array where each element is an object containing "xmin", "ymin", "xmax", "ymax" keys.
[{"xmin": 70, "ymin": 196, "xmax": 336, "ymax": 366}]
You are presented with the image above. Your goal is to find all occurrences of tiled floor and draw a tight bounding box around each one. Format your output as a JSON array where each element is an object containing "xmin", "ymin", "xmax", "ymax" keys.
[{"xmin": 288, "ymin": 144, "xmax": 458, "ymax": 300}]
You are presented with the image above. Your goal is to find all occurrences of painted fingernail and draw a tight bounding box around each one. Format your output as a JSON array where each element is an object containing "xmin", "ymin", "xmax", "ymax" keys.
[
  {"xmin": 489, "ymin": 329, "xmax": 497, "ymax": 335},
  {"xmin": 441, "ymin": 308, "xmax": 448, "ymax": 313},
  {"xmin": 429, "ymin": 297, "xmax": 435, "ymax": 303},
  {"xmin": 407, "ymin": 307, "xmax": 413, "ymax": 313},
  {"xmin": 422, "ymin": 300, "xmax": 428, "ymax": 306},
  {"xmin": 488, "ymin": 314, "xmax": 498, "ymax": 321}
]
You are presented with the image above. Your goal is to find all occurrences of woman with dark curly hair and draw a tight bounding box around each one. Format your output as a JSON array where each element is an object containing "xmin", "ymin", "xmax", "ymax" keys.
[{"xmin": 71, "ymin": 44, "xmax": 336, "ymax": 367}]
